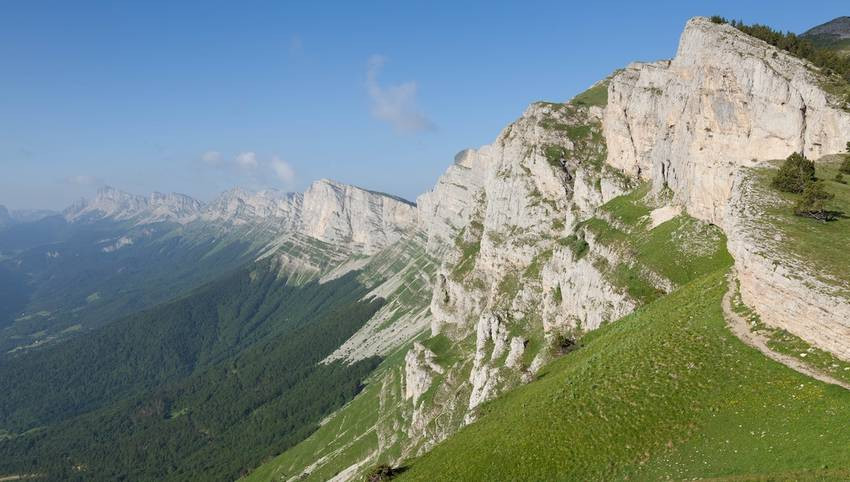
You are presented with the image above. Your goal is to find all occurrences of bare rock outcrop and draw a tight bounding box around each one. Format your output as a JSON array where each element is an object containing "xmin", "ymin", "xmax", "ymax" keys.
[
  {"xmin": 605, "ymin": 16, "xmax": 850, "ymax": 359},
  {"xmin": 605, "ymin": 17, "xmax": 850, "ymax": 225}
]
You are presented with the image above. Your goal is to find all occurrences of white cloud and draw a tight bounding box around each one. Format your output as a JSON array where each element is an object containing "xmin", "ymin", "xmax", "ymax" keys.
[
  {"xmin": 235, "ymin": 151, "xmax": 258, "ymax": 169},
  {"xmin": 201, "ymin": 150, "xmax": 221, "ymax": 165},
  {"xmin": 201, "ymin": 151, "xmax": 296, "ymax": 189},
  {"xmin": 270, "ymin": 157, "xmax": 296, "ymax": 185},
  {"xmin": 366, "ymin": 54, "xmax": 435, "ymax": 133},
  {"xmin": 66, "ymin": 175, "xmax": 99, "ymax": 186}
]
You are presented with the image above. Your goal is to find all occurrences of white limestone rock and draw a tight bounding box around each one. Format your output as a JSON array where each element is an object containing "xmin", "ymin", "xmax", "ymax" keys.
[
  {"xmin": 301, "ymin": 179, "xmax": 418, "ymax": 255},
  {"xmin": 725, "ymin": 169, "xmax": 850, "ymax": 359},
  {"xmin": 605, "ymin": 17, "xmax": 850, "ymax": 225},
  {"xmin": 404, "ymin": 342, "xmax": 444, "ymax": 403},
  {"xmin": 65, "ymin": 186, "xmax": 203, "ymax": 224}
]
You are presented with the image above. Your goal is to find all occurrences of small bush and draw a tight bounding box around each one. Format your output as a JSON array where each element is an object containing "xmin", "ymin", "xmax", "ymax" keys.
[
  {"xmin": 562, "ymin": 234, "xmax": 589, "ymax": 260},
  {"xmin": 550, "ymin": 330, "xmax": 578, "ymax": 356},
  {"xmin": 709, "ymin": 15, "xmax": 727, "ymax": 24},
  {"xmin": 836, "ymin": 172, "xmax": 847, "ymax": 184},
  {"xmin": 794, "ymin": 181, "xmax": 836, "ymax": 221},
  {"xmin": 772, "ymin": 152, "xmax": 815, "ymax": 193},
  {"xmin": 367, "ymin": 464, "xmax": 399, "ymax": 482},
  {"xmin": 840, "ymin": 155, "xmax": 850, "ymax": 174}
]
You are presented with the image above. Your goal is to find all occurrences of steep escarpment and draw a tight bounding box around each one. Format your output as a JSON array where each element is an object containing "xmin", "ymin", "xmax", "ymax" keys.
[
  {"xmin": 725, "ymin": 161, "xmax": 850, "ymax": 359},
  {"xmin": 250, "ymin": 79, "xmax": 729, "ymax": 482},
  {"xmin": 606, "ymin": 17, "xmax": 850, "ymax": 225},
  {"xmin": 606, "ymin": 17, "xmax": 850, "ymax": 358},
  {"xmin": 247, "ymin": 16, "xmax": 850, "ymax": 482}
]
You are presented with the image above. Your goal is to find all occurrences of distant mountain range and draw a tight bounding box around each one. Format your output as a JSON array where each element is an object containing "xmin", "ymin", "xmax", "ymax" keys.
[
  {"xmin": 57, "ymin": 179, "xmax": 417, "ymax": 254},
  {"xmin": 0, "ymin": 204, "xmax": 56, "ymax": 228},
  {"xmin": 0, "ymin": 179, "xmax": 419, "ymax": 355}
]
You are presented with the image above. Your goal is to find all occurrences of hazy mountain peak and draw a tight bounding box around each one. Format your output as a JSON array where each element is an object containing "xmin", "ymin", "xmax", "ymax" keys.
[
  {"xmin": 65, "ymin": 186, "xmax": 202, "ymax": 224},
  {"xmin": 300, "ymin": 178, "xmax": 417, "ymax": 254},
  {"xmin": 0, "ymin": 204, "xmax": 11, "ymax": 227},
  {"xmin": 803, "ymin": 16, "xmax": 850, "ymax": 39}
]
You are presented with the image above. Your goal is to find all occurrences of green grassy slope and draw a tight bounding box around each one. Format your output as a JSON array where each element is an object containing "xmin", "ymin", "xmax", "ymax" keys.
[
  {"xmin": 747, "ymin": 156, "xmax": 850, "ymax": 294},
  {"xmin": 584, "ymin": 184, "xmax": 730, "ymax": 305},
  {"xmin": 399, "ymin": 265, "xmax": 850, "ymax": 480}
]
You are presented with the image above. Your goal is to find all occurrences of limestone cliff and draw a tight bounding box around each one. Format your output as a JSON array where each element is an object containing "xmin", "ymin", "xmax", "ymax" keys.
[
  {"xmin": 300, "ymin": 179, "xmax": 418, "ymax": 255},
  {"xmin": 606, "ymin": 17, "xmax": 850, "ymax": 359},
  {"xmin": 250, "ymin": 16, "xmax": 850, "ymax": 481}
]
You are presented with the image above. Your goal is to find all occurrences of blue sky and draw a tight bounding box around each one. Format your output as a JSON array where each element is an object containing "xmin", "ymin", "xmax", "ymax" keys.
[{"xmin": 1, "ymin": 1, "xmax": 847, "ymax": 210}]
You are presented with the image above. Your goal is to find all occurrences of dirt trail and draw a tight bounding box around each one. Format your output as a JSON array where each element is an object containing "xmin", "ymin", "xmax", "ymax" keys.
[{"xmin": 723, "ymin": 274, "xmax": 850, "ymax": 390}]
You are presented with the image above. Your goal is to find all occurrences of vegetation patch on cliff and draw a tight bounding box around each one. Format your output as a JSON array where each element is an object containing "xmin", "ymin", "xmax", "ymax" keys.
[
  {"xmin": 580, "ymin": 185, "xmax": 731, "ymax": 304},
  {"xmin": 571, "ymin": 80, "xmax": 609, "ymax": 108},
  {"xmin": 749, "ymin": 155, "xmax": 850, "ymax": 294}
]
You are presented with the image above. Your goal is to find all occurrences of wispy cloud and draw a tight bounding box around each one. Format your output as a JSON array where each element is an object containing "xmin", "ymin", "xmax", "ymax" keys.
[
  {"xmin": 235, "ymin": 151, "xmax": 258, "ymax": 169},
  {"xmin": 366, "ymin": 55, "xmax": 435, "ymax": 133},
  {"xmin": 270, "ymin": 157, "xmax": 296, "ymax": 186},
  {"xmin": 66, "ymin": 175, "xmax": 100, "ymax": 186},
  {"xmin": 201, "ymin": 150, "xmax": 221, "ymax": 165},
  {"xmin": 200, "ymin": 150, "xmax": 296, "ymax": 189}
]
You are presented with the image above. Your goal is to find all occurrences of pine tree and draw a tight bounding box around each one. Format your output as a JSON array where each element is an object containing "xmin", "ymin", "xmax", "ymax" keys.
[
  {"xmin": 794, "ymin": 181, "xmax": 836, "ymax": 221},
  {"xmin": 772, "ymin": 152, "xmax": 815, "ymax": 193}
]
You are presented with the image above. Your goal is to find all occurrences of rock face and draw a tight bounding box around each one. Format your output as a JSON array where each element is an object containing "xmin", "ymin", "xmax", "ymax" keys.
[
  {"xmin": 65, "ymin": 186, "xmax": 203, "ymax": 224},
  {"xmin": 725, "ymin": 169, "xmax": 850, "ymax": 359},
  {"xmin": 404, "ymin": 342, "xmax": 443, "ymax": 403},
  {"xmin": 416, "ymin": 149, "xmax": 490, "ymax": 254},
  {"xmin": 301, "ymin": 179, "xmax": 418, "ymax": 255},
  {"xmin": 604, "ymin": 17, "xmax": 850, "ymax": 359},
  {"xmin": 422, "ymin": 101, "xmax": 629, "ymax": 339},
  {"xmin": 605, "ymin": 17, "xmax": 850, "ymax": 225},
  {"xmin": 201, "ymin": 188, "xmax": 300, "ymax": 229},
  {"xmin": 399, "ymin": 96, "xmax": 637, "ymax": 438}
]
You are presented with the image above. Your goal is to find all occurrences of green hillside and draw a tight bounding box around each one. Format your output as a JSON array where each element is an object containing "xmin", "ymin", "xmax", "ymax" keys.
[
  {"xmin": 0, "ymin": 217, "xmax": 263, "ymax": 353},
  {"xmin": 398, "ymin": 266, "xmax": 850, "ymax": 480},
  {"xmin": 0, "ymin": 261, "xmax": 384, "ymax": 481}
]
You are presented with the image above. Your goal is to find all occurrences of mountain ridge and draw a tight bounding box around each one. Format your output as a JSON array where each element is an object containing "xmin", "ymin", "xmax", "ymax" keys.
[
  {"xmin": 246, "ymin": 15, "xmax": 850, "ymax": 481},
  {"xmin": 59, "ymin": 178, "xmax": 418, "ymax": 256},
  {"xmin": 4, "ymin": 13, "xmax": 850, "ymax": 482},
  {"xmin": 803, "ymin": 16, "xmax": 850, "ymax": 40}
]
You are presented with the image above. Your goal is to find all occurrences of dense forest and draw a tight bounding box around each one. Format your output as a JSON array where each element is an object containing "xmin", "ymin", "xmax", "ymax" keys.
[
  {"xmin": 0, "ymin": 215, "xmax": 258, "ymax": 351},
  {"xmin": 0, "ymin": 260, "xmax": 385, "ymax": 480}
]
